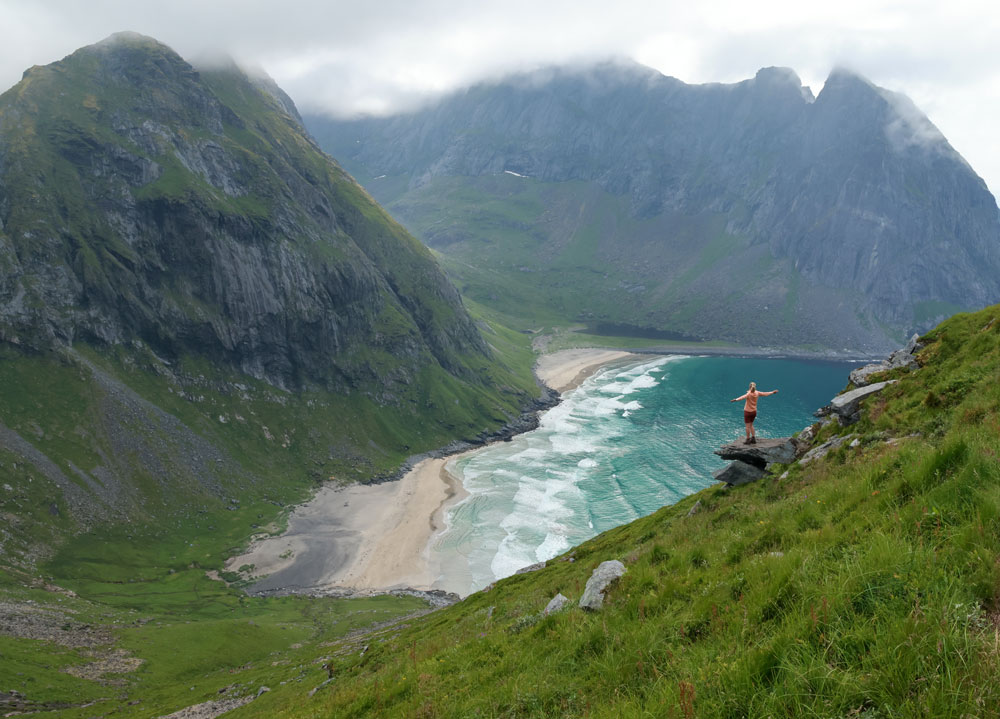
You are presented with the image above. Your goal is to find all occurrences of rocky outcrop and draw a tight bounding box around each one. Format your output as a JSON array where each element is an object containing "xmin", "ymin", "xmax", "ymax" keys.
[
  {"xmin": 799, "ymin": 434, "xmax": 855, "ymax": 465},
  {"xmin": 579, "ymin": 560, "xmax": 626, "ymax": 611},
  {"xmin": 714, "ymin": 437, "xmax": 802, "ymax": 469},
  {"xmin": 828, "ymin": 381, "xmax": 897, "ymax": 425},
  {"xmin": 712, "ymin": 460, "xmax": 767, "ymax": 486},
  {"xmin": 515, "ymin": 561, "xmax": 546, "ymax": 575},
  {"xmin": 849, "ymin": 334, "xmax": 924, "ymax": 386},
  {"xmin": 712, "ymin": 436, "xmax": 804, "ymax": 486}
]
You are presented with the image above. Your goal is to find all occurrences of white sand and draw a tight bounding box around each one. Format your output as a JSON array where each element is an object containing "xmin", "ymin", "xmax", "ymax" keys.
[
  {"xmin": 535, "ymin": 348, "xmax": 639, "ymax": 393},
  {"xmin": 227, "ymin": 348, "xmax": 642, "ymax": 596},
  {"xmin": 225, "ymin": 454, "xmax": 468, "ymax": 594}
]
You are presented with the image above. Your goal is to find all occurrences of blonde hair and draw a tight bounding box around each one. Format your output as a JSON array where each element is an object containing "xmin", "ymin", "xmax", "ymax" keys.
[{"xmin": 749, "ymin": 381, "xmax": 757, "ymax": 393}]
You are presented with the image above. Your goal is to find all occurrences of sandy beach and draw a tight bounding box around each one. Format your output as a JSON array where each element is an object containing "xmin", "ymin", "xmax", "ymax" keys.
[
  {"xmin": 226, "ymin": 453, "xmax": 469, "ymax": 594},
  {"xmin": 535, "ymin": 348, "xmax": 638, "ymax": 393},
  {"xmin": 227, "ymin": 347, "xmax": 642, "ymax": 597}
]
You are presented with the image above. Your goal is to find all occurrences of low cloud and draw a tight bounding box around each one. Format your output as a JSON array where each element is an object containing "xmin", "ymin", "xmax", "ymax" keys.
[{"xmin": 0, "ymin": 0, "xmax": 997, "ymax": 193}]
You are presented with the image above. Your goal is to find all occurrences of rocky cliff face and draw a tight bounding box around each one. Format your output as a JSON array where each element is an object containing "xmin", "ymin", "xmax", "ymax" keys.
[
  {"xmin": 0, "ymin": 32, "xmax": 489, "ymax": 393},
  {"xmin": 308, "ymin": 62, "xmax": 1000, "ymax": 350}
]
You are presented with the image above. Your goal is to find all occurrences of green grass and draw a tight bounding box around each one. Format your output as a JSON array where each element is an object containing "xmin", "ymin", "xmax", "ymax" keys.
[
  {"xmin": 6, "ymin": 305, "xmax": 1000, "ymax": 718},
  {"xmin": 236, "ymin": 304, "xmax": 1000, "ymax": 718},
  {"xmin": 0, "ymin": 572, "xmax": 430, "ymax": 718}
]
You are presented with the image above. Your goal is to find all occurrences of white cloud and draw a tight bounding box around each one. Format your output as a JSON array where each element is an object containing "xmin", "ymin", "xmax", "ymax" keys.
[{"xmin": 0, "ymin": 0, "xmax": 998, "ymax": 194}]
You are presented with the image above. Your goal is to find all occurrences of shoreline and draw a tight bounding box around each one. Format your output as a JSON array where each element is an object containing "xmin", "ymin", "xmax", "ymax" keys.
[
  {"xmin": 625, "ymin": 343, "xmax": 875, "ymax": 363},
  {"xmin": 227, "ymin": 347, "xmax": 642, "ymax": 599},
  {"xmin": 228, "ymin": 345, "xmax": 861, "ymax": 600},
  {"xmin": 534, "ymin": 348, "xmax": 640, "ymax": 393}
]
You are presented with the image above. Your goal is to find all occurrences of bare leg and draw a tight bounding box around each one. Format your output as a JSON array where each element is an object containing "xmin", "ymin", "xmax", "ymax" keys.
[
  {"xmin": 744, "ymin": 421, "xmax": 752, "ymax": 441},
  {"xmin": 749, "ymin": 419, "xmax": 756, "ymax": 441}
]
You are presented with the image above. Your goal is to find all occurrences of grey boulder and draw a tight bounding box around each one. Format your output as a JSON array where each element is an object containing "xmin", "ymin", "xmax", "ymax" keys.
[
  {"xmin": 830, "ymin": 380, "xmax": 897, "ymax": 424},
  {"xmin": 579, "ymin": 560, "xmax": 626, "ymax": 611},
  {"xmin": 544, "ymin": 593, "xmax": 570, "ymax": 615}
]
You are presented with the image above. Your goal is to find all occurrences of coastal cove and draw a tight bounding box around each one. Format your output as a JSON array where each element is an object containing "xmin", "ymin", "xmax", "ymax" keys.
[{"xmin": 230, "ymin": 349, "xmax": 854, "ymax": 599}]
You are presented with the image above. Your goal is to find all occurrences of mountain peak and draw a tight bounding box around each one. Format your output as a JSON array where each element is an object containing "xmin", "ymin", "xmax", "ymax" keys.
[
  {"xmin": 754, "ymin": 66, "xmax": 802, "ymax": 85},
  {"xmin": 820, "ymin": 66, "xmax": 878, "ymax": 95},
  {"xmin": 753, "ymin": 66, "xmax": 814, "ymax": 102},
  {"xmin": 94, "ymin": 31, "xmax": 164, "ymax": 49}
]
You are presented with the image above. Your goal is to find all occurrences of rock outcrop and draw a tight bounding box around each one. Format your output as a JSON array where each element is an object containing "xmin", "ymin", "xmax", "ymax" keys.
[
  {"xmin": 828, "ymin": 381, "xmax": 898, "ymax": 425},
  {"xmin": 712, "ymin": 436, "xmax": 803, "ymax": 486},
  {"xmin": 714, "ymin": 437, "xmax": 802, "ymax": 468},
  {"xmin": 579, "ymin": 560, "xmax": 626, "ymax": 611},
  {"xmin": 799, "ymin": 434, "xmax": 855, "ymax": 465},
  {"xmin": 712, "ymin": 460, "xmax": 767, "ymax": 486},
  {"xmin": 849, "ymin": 334, "xmax": 924, "ymax": 386}
]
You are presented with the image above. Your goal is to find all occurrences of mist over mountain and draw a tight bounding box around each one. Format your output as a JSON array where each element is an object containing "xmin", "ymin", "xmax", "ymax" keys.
[
  {"xmin": 307, "ymin": 60, "xmax": 1000, "ymax": 351},
  {"xmin": 0, "ymin": 32, "xmax": 504, "ymax": 394}
]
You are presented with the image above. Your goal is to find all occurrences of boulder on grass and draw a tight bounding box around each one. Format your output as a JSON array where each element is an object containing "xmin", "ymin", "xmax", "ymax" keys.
[
  {"xmin": 830, "ymin": 380, "xmax": 897, "ymax": 425},
  {"xmin": 544, "ymin": 593, "xmax": 570, "ymax": 615},
  {"xmin": 579, "ymin": 561, "xmax": 626, "ymax": 611}
]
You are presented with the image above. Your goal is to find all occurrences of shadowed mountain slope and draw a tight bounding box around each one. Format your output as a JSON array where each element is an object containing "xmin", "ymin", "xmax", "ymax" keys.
[{"xmin": 308, "ymin": 61, "xmax": 1000, "ymax": 352}]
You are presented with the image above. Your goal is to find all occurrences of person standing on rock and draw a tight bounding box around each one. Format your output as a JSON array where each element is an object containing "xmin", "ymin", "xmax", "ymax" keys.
[{"xmin": 730, "ymin": 381, "xmax": 778, "ymax": 444}]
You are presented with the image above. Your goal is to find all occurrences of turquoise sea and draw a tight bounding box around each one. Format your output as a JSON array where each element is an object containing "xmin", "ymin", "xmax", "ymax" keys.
[{"xmin": 431, "ymin": 355, "xmax": 854, "ymax": 596}]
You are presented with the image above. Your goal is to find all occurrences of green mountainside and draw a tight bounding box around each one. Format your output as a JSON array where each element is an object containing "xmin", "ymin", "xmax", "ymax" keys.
[
  {"xmin": 0, "ymin": 32, "xmax": 511, "ymax": 394},
  {"xmin": 4, "ymin": 301, "xmax": 999, "ymax": 716},
  {"xmin": 0, "ymin": 29, "xmax": 539, "ymax": 656},
  {"xmin": 307, "ymin": 62, "xmax": 1000, "ymax": 353}
]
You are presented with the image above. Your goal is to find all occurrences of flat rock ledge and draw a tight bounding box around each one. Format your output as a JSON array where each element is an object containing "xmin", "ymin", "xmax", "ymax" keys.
[
  {"xmin": 828, "ymin": 380, "xmax": 897, "ymax": 425},
  {"xmin": 713, "ymin": 436, "xmax": 803, "ymax": 486},
  {"xmin": 714, "ymin": 437, "xmax": 802, "ymax": 469}
]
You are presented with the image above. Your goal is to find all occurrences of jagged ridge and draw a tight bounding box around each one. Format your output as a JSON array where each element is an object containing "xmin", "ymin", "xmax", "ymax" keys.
[{"xmin": 308, "ymin": 61, "xmax": 1000, "ymax": 351}]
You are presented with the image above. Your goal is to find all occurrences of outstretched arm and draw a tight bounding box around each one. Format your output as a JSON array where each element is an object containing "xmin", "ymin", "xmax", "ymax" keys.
[
  {"xmin": 730, "ymin": 392, "xmax": 748, "ymax": 403},
  {"xmin": 762, "ymin": 389, "xmax": 779, "ymax": 396}
]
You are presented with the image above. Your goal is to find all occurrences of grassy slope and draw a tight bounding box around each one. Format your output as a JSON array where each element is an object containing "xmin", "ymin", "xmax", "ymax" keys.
[
  {"xmin": 0, "ymin": 296, "xmax": 539, "ymax": 717},
  {"xmin": 0, "ymin": 305, "xmax": 537, "ymax": 717},
  {"xmin": 237, "ymin": 304, "xmax": 1000, "ymax": 718},
  {"xmin": 4, "ymin": 305, "xmax": 998, "ymax": 717}
]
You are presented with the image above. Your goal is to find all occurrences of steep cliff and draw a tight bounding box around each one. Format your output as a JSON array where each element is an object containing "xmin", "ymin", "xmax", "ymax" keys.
[
  {"xmin": 0, "ymin": 32, "xmax": 493, "ymax": 393},
  {"xmin": 0, "ymin": 33, "xmax": 539, "ymax": 564},
  {"xmin": 308, "ymin": 61, "xmax": 1000, "ymax": 351}
]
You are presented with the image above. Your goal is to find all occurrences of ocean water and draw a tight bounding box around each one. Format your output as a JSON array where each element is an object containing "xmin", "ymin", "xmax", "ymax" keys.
[{"xmin": 430, "ymin": 355, "xmax": 854, "ymax": 596}]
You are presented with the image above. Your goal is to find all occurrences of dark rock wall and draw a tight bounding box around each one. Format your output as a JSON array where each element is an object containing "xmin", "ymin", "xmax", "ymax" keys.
[
  {"xmin": 309, "ymin": 61, "xmax": 1000, "ymax": 342},
  {"xmin": 0, "ymin": 33, "xmax": 489, "ymax": 393}
]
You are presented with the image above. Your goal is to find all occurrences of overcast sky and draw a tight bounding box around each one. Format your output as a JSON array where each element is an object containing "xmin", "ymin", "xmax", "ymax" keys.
[{"xmin": 2, "ymin": 0, "xmax": 999, "ymax": 195}]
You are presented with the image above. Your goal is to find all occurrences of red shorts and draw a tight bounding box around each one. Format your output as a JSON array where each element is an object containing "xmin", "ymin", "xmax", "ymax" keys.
[{"xmin": 743, "ymin": 410, "xmax": 757, "ymax": 424}]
